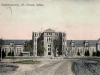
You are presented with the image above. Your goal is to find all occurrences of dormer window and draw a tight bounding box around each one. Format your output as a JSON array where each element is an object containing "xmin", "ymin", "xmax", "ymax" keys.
[
  {"xmin": 49, "ymin": 33, "xmax": 50, "ymax": 35},
  {"xmin": 12, "ymin": 44, "xmax": 13, "ymax": 47},
  {"xmin": 10, "ymin": 43, "xmax": 13, "ymax": 47},
  {"xmin": 85, "ymin": 43, "xmax": 88, "ymax": 47}
]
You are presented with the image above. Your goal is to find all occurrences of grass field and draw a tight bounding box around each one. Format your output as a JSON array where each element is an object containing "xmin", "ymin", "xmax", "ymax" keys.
[
  {"xmin": 64, "ymin": 56, "xmax": 100, "ymax": 59},
  {"xmin": 4, "ymin": 56, "xmax": 42, "ymax": 59},
  {"xmin": 14, "ymin": 60, "xmax": 40, "ymax": 64}
]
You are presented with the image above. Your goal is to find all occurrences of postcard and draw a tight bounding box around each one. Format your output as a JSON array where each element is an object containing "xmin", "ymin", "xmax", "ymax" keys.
[{"xmin": 0, "ymin": 0, "xmax": 100, "ymax": 75}]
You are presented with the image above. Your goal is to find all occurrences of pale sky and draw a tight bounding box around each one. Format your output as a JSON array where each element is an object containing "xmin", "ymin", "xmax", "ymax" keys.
[{"xmin": 0, "ymin": 0, "xmax": 100, "ymax": 40}]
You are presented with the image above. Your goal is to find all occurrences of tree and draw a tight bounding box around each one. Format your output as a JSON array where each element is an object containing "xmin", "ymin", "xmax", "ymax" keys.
[
  {"xmin": 84, "ymin": 51, "xmax": 87, "ymax": 56},
  {"xmin": 8, "ymin": 50, "xmax": 12, "ymax": 56},
  {"xmin": 0, "ymin": 47, "xmax": 1, "ymax": 58},
  {"xmin": 53, "ymin": 39, "xmax": 59, "ymax": 56},
  {"xmin": 92, "ymin": 51, "xmax": 96, "ymax": 56},
  {"xmin": 87, "ymin": 50, "xmax": 90, "ymax": 56},
  {"xmin": 0, "ymin": 39, "xmax": 5, "ymax": 61},
  {"xmin": 77, "ymin": 50, "xmax": 80, "ymax": 56},
  {"xmin": 37, "ymin": 44, "xmax": 45, "ymax": 56},
  {"xmin": 12, "ymin": 51, "xmax": 14, "ymax": 56},
  {"xmin": 24, "ymin": 40, "xmax": 32, "ymax": 51},
  {"xmin": 84, "ymin": 50, "xmax": 90, "ymax": 56},
  {"xmin": 96, "ymin": 51, "xmax": 100, "ymax": 56},
  {"xmin": 0, "ymin": 49, "xmax": 6, "ymax": 58},
  {"xmin": 2, "ymin": 50, "xmax": 6, "ymax": 58}
]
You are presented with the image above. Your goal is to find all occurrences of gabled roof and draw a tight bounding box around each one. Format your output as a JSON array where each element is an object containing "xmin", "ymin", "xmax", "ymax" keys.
[
  {"xmin": 44, "ymin": 28, "xmax": 55, "ymax": 32},
  {"xmin": 67, "ymin": 40, "xmax": 97, "ymax": 45},
  {"xmin": 88, "ymin": 40, "xmax": 97, "ymax": 45},
  {"xmin": 2, "ymin": 40, "xmax": 30, "ymax": 45},
  {"xmin": 67, "ymin": 40, "xmax": 84, "ymax": 45}
]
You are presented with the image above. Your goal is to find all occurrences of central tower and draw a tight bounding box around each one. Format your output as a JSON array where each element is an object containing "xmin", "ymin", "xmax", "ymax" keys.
[{"xmin": 32, "ymin": 28, "xmax": 67, "ymax": 57}]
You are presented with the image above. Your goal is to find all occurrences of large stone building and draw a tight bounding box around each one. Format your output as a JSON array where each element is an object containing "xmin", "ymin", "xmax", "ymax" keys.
[
  {"xmin": 32, "ymin": 28, "xmax": 67, "ymax": 57},
  {"xmin": 0, "ymin": 40, "xmax": 30, "ymax": 56},
  {"xmin": 0, "ymin": 28, "xmax": 100, "ymax": 57},
  {"xmin": 67, "ymin": 39, "xmax": 100, "ymax": 57}
]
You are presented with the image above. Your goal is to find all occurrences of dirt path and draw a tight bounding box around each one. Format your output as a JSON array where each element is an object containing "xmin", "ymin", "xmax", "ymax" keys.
[
  {"xmin": 0, "ymin": 59, "xmax": 75, "ymax": 75},
  {"xmin": 54, "ymin": 60, "xmax": 75, "ymax": 75}
]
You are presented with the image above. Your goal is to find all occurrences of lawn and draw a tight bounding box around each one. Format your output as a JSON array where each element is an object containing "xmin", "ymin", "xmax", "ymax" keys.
[
  {"xmin": 64, "ymin": 56, "xmax": 100, "ymax": 59},
  {"xmin": 4, "ymin": 56, "xmax": 42, "ymax": 59},
  {"xmin": 14, "ymin": 60, "xmax": 40, "ymax": 64}
]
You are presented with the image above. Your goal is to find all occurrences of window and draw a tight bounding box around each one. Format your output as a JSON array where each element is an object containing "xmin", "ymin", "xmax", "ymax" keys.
[
  {"xmin": 17, "ymin": 48, "xmax": 21, "ymax": 53},
  {"xmin": 50, "ymin": 48, "xmax": 51, "ymax": 51},
  {"xmin": 35, "ymin": 33, "xmax": 36, "ymax": 36},
  {"xmin": 47, "ymin": 38, "xmax": 52, "ymax": 42},
  {"xmin": 48, "ymin": 52, "xmax": 51, "ymax": 55},
  {"xmin": 48, "ymin": 48, "xmax": 49, "ymax": 51},
  {"xmin": 48, "ymin": 44, "xmax": 51, "ymax": 47},
  {"xmin": 49, "ymin": 33, "xmax": 50, "ymax": 35},
  {"xmin": 47, "ymin": 38, "xmax": 48, "ymax": 42},
  {"xmin": 50, "ymin": 44, "xmax": 51, "ymax": 47},
  {"xmin": 49, "ymin": 38, "xmax": 50, "ymax": 41},
  {"xmin": 48, "ymin": 45, "xmax": 49, "ymax": 47}
]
